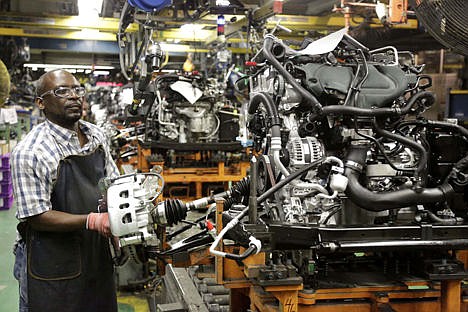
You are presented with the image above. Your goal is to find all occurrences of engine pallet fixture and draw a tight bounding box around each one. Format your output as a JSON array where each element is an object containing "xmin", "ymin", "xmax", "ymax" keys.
[
  {"xmin": 137, "ymin": 148, "xmax": 250, "ymax": 201},
  {"xmin": 107, "ymin": 21, "xmax": 468, "ymax": 312}
]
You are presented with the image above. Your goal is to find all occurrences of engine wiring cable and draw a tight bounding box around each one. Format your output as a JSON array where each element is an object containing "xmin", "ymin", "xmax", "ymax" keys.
[
  {"xmin": 118, "ymin": 1, "xmax": 133, "ymax": 81},
  {"xmin": 323, "ymin": 204, "xmax": 343, "ymax": 225},
  {"xmin": 344, "ymin": 49, "xmax": 369, "ymax": 107},
  {"xmin": 233, "ymin": 68, "xmax": 264, "ymax": 94},
  {"xmin": 308, "ymin": 90, "xmax": 436, "ymax": 122},
  {"xmin": 353, "ymin": 119, "xmax": 415, "ymax": 173},
  {"xmin": 396, "ymin": 119, "xmax": 468, "ymax": 140},
  {"xmin": 247, "ymin": 92, "xmax": 289, "ymax": 177},
  {"xmin": 257, "ymin": 158, "xmax": 323, "ymax": 204},
  {"xmin": 373, "ymin": 118, "xmax": 428, "ymax": 183}
]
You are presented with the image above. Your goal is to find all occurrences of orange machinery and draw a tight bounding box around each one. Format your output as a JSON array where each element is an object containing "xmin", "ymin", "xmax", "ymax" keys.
[{"xmin": 136, "ymin": 145, "xmax": 249, "ymax": 201}]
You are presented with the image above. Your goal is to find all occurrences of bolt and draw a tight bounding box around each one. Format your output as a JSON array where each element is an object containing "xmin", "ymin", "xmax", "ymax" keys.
[{"xmin": 276, "ymin": 271, "xmax": 285, "ymax": 279}]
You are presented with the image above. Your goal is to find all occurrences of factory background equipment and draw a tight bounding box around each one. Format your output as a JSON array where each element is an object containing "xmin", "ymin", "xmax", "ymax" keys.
[
  {"xmin": 111, "ymin": 0, "xmax": 253, "ymax": 202},
  {"xmin": 0, "ymin": 0, "xmax": 467, "ymax": 312},
  {"xmin": 411, "ymin": 0, "xmax": 468, "ymax": 57}
]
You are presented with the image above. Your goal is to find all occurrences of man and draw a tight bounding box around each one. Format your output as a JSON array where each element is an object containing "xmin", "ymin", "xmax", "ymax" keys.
[{"xmin": 11, "ymin": 69, "xmax": 119, "ymax": 312}]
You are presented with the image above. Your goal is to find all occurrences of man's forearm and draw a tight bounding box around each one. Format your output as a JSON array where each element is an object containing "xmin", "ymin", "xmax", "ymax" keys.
[{"xmin": 28, "ymin": 210, "xmax": 88, "ymax": 232}]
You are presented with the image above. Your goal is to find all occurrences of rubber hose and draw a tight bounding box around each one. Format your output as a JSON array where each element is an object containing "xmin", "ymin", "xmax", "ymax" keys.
[
  {"xmin": 344, "ymin": 147, "xmax": 454, "ymax": 211},
  {"xmin": 257, "ymin": 158, "xmax": 323, "ymax": 204},
  {"xmin": 308, "ymin": 91, "xmax": 436, "ymax": 122},
  {"xmin": 263, "ymin": 35, "xmax": 323, "ymax": 113},
  {"xmin": 247, "ymin": 92, "xmax": 281, "ymax": 137},
  {"xmin": 374, "ymin": 119, "xmax": 428, "ymax": 180}
]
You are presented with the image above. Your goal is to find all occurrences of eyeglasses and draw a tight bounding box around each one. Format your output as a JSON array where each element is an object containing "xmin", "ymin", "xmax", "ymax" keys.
[{"xmin": 38, "ymin": 86, "xmax": 86, "ymax": 99}]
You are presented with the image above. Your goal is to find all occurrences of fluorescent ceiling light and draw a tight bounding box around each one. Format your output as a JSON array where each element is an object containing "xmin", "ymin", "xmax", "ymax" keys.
[
  {"xmin": 160, "ymin": 43, "xmax": 192, "ymax": 52},
  {"xmin": 24, "ymin": 64, "xmax": 115, "ymax": 70},
  {"xmin": 46, "ymin": 68, "xmax": 77, "ymax": 73},
  {"xmin": 180, "ymin": 24, "xmax": 205, "ymax": 33},
  {"xmin": 78, "ymin": 0, "xmax": 103, "ymax": 16},
  {"xmin": 216, "ymin": 0, "xmax": 230, "ymax": 6},
  {"xmin": 93, "ymin": 70, "xmax": 110, "ymax": 76}
]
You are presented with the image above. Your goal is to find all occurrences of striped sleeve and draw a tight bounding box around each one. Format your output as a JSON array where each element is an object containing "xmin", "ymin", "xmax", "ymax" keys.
[{"xmin": 11, "ymin": 148, "xmax": 52, "ymax": 219}]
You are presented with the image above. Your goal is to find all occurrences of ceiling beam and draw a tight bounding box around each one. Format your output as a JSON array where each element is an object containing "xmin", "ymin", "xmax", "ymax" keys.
[
  {"xmin": 0, "ymin": 13, "xmax": 138, "ymax": 32},
  {"xmin": 266, "ymin": 14, "xmax": 419, "ymax": 31},
  {"xmin": 0, "ymin": 26, "xmax": 117, "ymax": 41}
]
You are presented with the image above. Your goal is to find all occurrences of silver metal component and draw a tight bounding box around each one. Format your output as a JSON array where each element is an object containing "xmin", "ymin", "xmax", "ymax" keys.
[
  {"xmin": 158, "ymin": 264, "xmax": 209, "ymax": 312},
  {"xmin": 107, "ymin": 173, "xmax": 163, "ymax": 246},
  {"xmin": 345, "ymin": 160, "xmax": 364, "ymax": 172},
  {"xmin": 366, "ymin": 164, "xmax": 398, "ymax": 177},
  {"xmin": 153, "ymin": 202, "xmax": 168, "ymax": 225},
  {"xmin": 287, "ymin": 136, "xmax": 324, "ymax": 169},
  {"xmin": 341, "ymin": 128, "xmax": 374, "ymax": 140}
]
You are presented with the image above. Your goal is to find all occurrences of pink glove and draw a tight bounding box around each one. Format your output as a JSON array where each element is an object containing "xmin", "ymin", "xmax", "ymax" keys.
[{"xmin": 86, "ymin": 212, "xmax": 111, "ymax": 237}]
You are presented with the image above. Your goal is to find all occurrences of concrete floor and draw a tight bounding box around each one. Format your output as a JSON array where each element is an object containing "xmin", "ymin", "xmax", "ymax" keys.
[{"xmin": 0, "ymin": 207, "xmax": 18, "ymax": 312}]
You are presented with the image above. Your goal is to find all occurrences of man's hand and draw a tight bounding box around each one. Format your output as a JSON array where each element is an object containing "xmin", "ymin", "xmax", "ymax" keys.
[{"xmin": 87, "ymin": 212, "xmax": 112, "ymax": 237}]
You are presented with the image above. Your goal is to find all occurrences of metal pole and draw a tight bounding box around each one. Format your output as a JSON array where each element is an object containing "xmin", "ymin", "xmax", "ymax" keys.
[{"xmin": 248, "ymin": 156, "xmax": 258, "ymax": 224}]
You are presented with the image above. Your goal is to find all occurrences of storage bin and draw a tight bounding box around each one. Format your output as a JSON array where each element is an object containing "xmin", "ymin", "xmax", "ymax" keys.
[
  {"xmin": 0, "ymin": 182, "xmax": 12, "ymax": 196},
  {"xmin": 0, "ymin": 193, "xmax": 13, "ymax": 210},
  {"xmin": 0, "ymin": 153, "xmax": 10, "ymax": 169},
  {"xmin": 0, "ymin": 169, "xmax": 11, "ymax": 183}
]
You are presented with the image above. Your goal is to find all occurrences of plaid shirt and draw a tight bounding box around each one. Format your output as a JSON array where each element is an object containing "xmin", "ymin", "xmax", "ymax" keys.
[{"xmin": 11, "ymin": 119, "xmax": 119, "ymax": 220}]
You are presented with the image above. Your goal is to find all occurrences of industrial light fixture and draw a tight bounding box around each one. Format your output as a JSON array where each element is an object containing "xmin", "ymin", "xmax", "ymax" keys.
[
  {"xmin": 78, "ymin": 0, "xmax": 103, "ymax": 16},
  {"xmin": 92, "ymin": 70, "xmax": 110, "ymax": 76},
  {"xmin": 23, "ymin": 63, "xmax": 115, "ymax": 71},
  {"xmin": 179, "ymin": 23, "xmax": 204, "ymax": 33},
  {"xmin": 216, "ymin": 0, "xmax": 230, "ymax": 6}
]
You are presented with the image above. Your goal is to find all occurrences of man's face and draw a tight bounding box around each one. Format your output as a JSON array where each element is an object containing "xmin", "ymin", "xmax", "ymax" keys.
[{"xmin": 36, "ymin": 71, "xmax": 83, "ymax": 129}]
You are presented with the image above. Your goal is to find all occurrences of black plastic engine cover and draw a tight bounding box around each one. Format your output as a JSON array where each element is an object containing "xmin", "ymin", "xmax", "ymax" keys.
[{"xmin": 298, "ymin": 63, "xmax": 408, "ymax": 108}]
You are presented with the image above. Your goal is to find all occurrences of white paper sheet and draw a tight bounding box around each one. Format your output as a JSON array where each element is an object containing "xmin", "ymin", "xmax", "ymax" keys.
[
  {"xmin": 170, "ymin": 81, "xmax": 203, "ymax": 104},
  {"xmin": 0, "ymin": 108, "xmax": 18, "ymax": 124},
  {"xmin": 297, "ymin": 27, "xmax": 348, "ymax": 56}
]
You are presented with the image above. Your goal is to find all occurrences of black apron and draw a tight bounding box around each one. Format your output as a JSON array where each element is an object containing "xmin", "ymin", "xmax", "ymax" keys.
[{"xmin": 26, "ymin": 147, "xmax": 117, "ymax": 312}]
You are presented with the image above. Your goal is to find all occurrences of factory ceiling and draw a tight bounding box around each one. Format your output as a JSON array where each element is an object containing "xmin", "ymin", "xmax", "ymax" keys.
[{"xmin": 0, "ymin": 0, "xmax": 443, "ymax": 68}]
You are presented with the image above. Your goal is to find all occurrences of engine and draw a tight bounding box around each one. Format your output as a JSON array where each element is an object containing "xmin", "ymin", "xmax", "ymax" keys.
[
  {"xmin": 107, "ymin": 29, "xmax": 468, "ymax": 291},
  {"xmin": 145, "ymin": 73, "xmax": 241, "ymax": 144},
  {"xmin": 246, "ymin": 30, "xmax": 468, "ymax": 228}
]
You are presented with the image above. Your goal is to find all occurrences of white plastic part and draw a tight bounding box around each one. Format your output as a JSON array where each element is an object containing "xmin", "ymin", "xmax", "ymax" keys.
[
  {"xmin": 209, "ymin": 207, "xmax": 248, "ymax": 258},
  {"xmin": 249, "ymin": 236, "xmax": 262, "ymax": 254}
]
